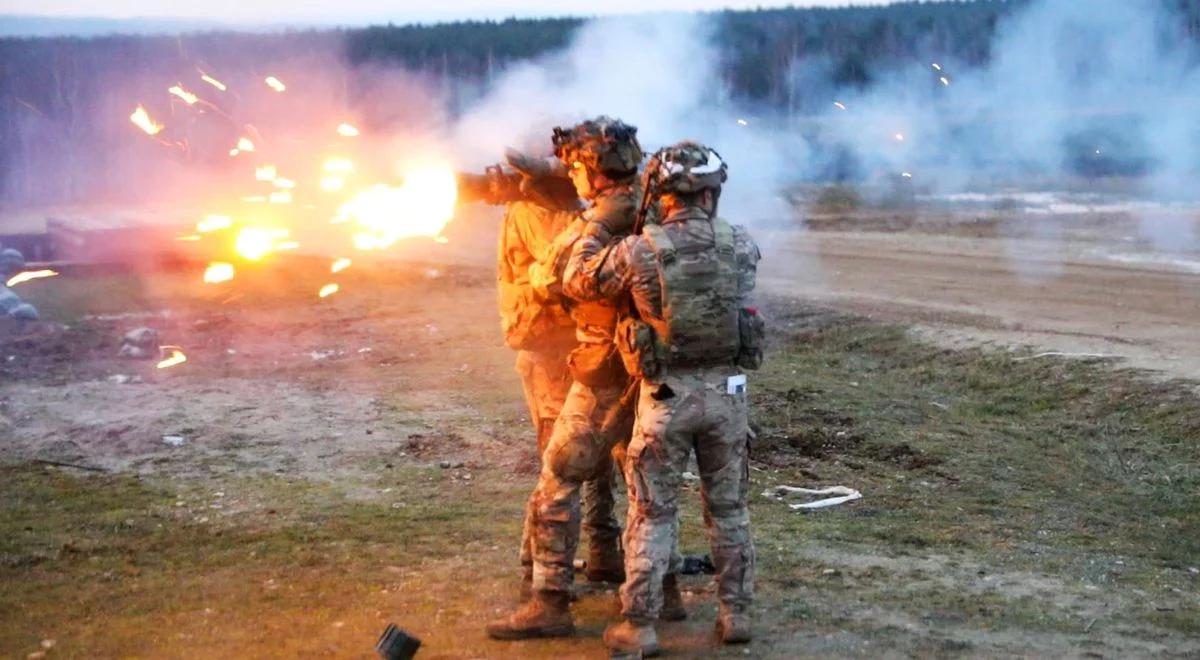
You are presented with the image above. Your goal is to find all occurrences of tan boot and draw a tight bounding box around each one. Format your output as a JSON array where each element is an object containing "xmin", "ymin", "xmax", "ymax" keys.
[
  {"xmin": 715, "ymin": 606, "xmax": 751, "ymax": 644},
  {"xmin": 603, "ymin": 619, "xmax": 660, "ymax": 656},
  {"xmin": 485, "ymin": 590, "xmax": 574, "ymax": 640},
  {"xmin": 518, "ymin": 565, "xmax": 533, "ymax": 604},
  {"xmin": 659, "ymin": 574, "xmax": 687, "ymax": 621}
]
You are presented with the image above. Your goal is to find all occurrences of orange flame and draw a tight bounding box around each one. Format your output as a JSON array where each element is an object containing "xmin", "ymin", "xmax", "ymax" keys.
[
  {"xmin": 319, "ymin": 283, "xmax": 339, "ymax": 298},
  {"xmin": 168, "ymin": 85, "xmax": 199, "ymax": 105},
  {"xmin": 130, "ymin": 105, "xmax": 163, "ymax": 135},
  {"xmin": 265, "ymin": 76, "xmax": 287, "ymax": 92},
  {"xmin": 6, "ymin": 269, "xmax": 58, "ymax": 287},
  {"xmin": 235, "ymin": 227, "xmax": 288, "ymax": 260},
  {"xmin": 203, "ymin": 262, "xmax": 235, "ymax": 283},
  {"xmin": 157, "ymin": 347, "xmax": 188, "ymax": 369},
  {"xmin": 336, "ymin": 163, "xmax": 458, "ymax": 250}
]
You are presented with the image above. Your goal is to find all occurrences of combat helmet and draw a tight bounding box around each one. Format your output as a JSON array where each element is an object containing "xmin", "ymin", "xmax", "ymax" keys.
[
  {"xmin": 643, "ymin": 141, "xmax": 727, "ymax": 198},
  {"xmin": 551, "ymin": 116, "xmax": 642, "ymax": 180}
]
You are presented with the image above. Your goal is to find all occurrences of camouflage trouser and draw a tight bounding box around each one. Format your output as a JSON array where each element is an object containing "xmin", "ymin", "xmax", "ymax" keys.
[
  {"xmin": 620, "ymin": 366, "xmax": 755, "ymax": 624},
  {"xmin": 516, "ymin": 350, "xmax": 621, "ymax": 572},
  {"xmin": 530, "ymin": 377, "xmax": 630, "ymax": 592}
]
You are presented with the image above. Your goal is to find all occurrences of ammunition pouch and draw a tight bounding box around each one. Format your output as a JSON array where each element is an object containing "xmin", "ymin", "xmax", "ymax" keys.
[
  {"xmin": 567, "ymin": 341, "xmax": 627, "ymax": 388},
  {"xmin": 736, "ymin": 307, "xmax": 766, "ymax": 370},
  {"xmin": 615, "ymin": 316, "xmax": 665, "ymax": 381}
]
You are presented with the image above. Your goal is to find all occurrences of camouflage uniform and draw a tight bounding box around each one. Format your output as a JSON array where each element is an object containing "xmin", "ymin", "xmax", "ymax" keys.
[
  {"xmin": 495, "ymin": 200, "xmax": 622, "ymax": 576},
  {"xmin": 526, "ymin": 185, "xmax": 639, "ymax": 592}
]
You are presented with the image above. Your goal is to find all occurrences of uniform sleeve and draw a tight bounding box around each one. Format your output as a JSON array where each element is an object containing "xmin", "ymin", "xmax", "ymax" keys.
[
  {"xmin": 562, "ymin": 222, "xmax": 636, "ymax": 302},
  {"xmin": 732, "ymin": 224, "xmax": 761, "ymax": 304}
]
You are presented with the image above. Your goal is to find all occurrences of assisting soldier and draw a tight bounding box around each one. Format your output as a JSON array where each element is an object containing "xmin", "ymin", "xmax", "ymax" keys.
[{"xmin": 561, "ymin": 141, "xmax": 765, "ymax": 656}]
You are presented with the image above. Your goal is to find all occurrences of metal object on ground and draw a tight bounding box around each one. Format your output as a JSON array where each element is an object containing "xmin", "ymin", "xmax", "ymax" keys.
[{"xmin": 375, "ymin": 623, "xmax": 421, "ymax": 660}]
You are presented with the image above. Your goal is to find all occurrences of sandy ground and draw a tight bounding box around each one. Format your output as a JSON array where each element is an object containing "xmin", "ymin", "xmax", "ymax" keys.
[{"xmin": 760, "ymin": 208, "xmax": 1200, "ymax": 382}]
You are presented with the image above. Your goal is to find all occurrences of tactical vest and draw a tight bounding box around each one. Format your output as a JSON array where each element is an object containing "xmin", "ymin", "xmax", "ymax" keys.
[{"xmin": 641, "ymin": 216, "xmax": 741, "ymax": 366}]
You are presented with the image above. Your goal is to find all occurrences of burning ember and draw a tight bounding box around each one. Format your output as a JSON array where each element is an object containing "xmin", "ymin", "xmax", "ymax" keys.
[
  {"xmin": 235, "ymin": 227, "xmax": 289, "ymax": 260},
  {"xmin": 168, "ymin": 85, "xmax": 199, "ymax": 105},
  {"xmin": 197, "ymin": 214, "xmax": 233, "ymax": 233},
  {"xmin": 337, "ymin": 163, "xmax": 458, "ymax": 250},
  {"xmin": 200, "ymin": 73, "xmax": 227, "ymax": 91},
  {"xmin": 331, "ymin": 258, "xmax": 352, "ymax": 273},
  {"xmin": 203, "ymin": 262, "xmax": 235, "ymax": 284},
  {"xmin": 319, "ymin": 283, "xmax": 340, "ymax": 298},
  {"xmin": 6, "ymin": 269, "xmax": 59, "ymax": 287},
  {"xmin": 156, "ymin": 347, "xmax": 188, "ymax": 369},
  {"xmin": 255, "ymin": 165, "xmax": 277, "ymax": 182},
  {"xmin": 130, "ymin": 105, "xmax": 164, "ymax": 135},
  {"xmin": 264, "ymin": 76, "xmax": 287, "ymax": 92},
  {"xmin": 336, "ymin": 123, "xmax": 360, "ymax": 137}
]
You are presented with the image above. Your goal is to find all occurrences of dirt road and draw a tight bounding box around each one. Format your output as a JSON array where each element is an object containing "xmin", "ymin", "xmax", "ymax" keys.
[{"xmin": 759, "ymin": 212, "xmax": 1200, "ymax": 381}]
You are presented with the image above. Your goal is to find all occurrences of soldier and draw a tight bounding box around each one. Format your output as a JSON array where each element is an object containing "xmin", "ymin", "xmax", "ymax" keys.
[
  {"xmin": 487, "ymin": 117, "xmax": 687, "ymax": 640},
  {"xmin": 459, "ymin": 153, "xmax": 624, "ymax": 599},
  {"xmin": 561, "ymin": 141, "xmax": 764, "ymax": 655}
]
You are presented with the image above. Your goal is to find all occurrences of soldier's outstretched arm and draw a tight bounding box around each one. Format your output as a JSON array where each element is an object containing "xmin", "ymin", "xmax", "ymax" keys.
[{"xmin": 732, "ymin": 224, "xmax": 762, "ymax": 304}]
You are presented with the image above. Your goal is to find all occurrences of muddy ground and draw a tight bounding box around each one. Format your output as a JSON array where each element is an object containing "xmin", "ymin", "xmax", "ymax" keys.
[{"xmin": 1, "ymin": 206, "xmax": 1198, "ymax": 658}]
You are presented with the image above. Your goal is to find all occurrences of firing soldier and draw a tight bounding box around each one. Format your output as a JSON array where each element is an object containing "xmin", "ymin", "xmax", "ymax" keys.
[
  {"xmin": 487, "ymin": 117, "xmax": 687, "ymax": 640},
  {"xmin": 562, "ymin": 142, "xmax": 765, "ymax": 655},
  {"xmin": 457, "ymin": 154, "xmax": 624, "ymax": 599}
]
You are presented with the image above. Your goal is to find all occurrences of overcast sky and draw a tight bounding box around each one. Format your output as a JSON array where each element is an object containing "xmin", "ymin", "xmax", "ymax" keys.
[{"xmin": 1, "ymin": 0, "xmax": 893, "ymax": 24}]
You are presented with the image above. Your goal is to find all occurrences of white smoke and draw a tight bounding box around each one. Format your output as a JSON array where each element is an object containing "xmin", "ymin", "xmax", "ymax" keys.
[{"xmin": 449, "ymin": 13, "xmax": 804, "ymax": 227}]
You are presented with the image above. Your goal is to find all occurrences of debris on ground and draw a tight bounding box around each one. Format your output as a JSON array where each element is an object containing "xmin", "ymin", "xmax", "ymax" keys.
[
  {"xmin": 764, "ymin": 485, "xmax": 863, "ymax": 510},
  {"xmin": 119, "ymin": 327, "xmax": 160, "ymax": 358}
]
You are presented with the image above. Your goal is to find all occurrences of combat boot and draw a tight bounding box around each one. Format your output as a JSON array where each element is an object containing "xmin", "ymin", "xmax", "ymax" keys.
[
  {"xmin": 715, "ymin": 605, "xmax": 751, "ymax": 644},
  {"xmin": 585, "ymin": 541, "xmax": 625, "ymax": 584},
  {"xmin": 485, "ymin": 590, "xmax": 574, "ymax": 640},
  {"xmin": 518, "ymin": 565, "xmax": 533, "ymax": 603},
  {"xmin": 659, "ymin": 574, "xmax": 687, "ymax": 621},
  {"xmin": 603, "ymin": 619, "xmax": 660, "ymax": 656}
]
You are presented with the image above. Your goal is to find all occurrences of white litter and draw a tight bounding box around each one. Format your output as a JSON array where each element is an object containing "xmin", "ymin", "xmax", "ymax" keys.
[{"xmin": 764, "ymin": 485, "xmax": 862, "ymax": 510}]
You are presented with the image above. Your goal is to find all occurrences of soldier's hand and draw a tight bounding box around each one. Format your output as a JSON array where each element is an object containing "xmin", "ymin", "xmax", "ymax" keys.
[{"xmin": 527, "ymin": 261, "xmax": 559, "ymax": 301}]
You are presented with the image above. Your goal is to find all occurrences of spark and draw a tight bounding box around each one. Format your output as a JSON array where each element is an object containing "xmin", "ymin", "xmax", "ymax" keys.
[
  {"xmin": 176, "ymin": 234, "xmax": 202, "ymax": 242},
  {"xmin": 931, "ymin": 62, "xmax": 942, "ymax": 71},
  {"xmin": 901, "ymin": 172, "xmax": 913, "ymax": 178},
  {"xmin": 168, "ymin": 85, "xmax": 199, "ymax": 105},
  {"xmin": 268, "ymin": 190, "xmax": 292, "ymax": 205},
  {"xmin": 6, "ymin": 269, "xmax": 58, "ymax": 287},
  {"xmin": 736, "ymin": 118, "xmax": 748, "ymax": 126},
  {"xmin": 331, "ymin": 258, "xmax": 352, "ymax": 273},
  {"xmin": 894, "ymin": 133, "xmax": 905, "ymax": 141},
  {"xmin": 336, "ymin": 123, "xmax": 360, "ymax": 137},
  {"xmin": 323, "ymin": 157, "xmax": 354, "ymax": 174},
  {"xmin": 319, "ymin": 283, "xmax": 340, "ymax": 298},
  {"xmin": 197, "ymin": 214, "xmax": 233, "ymax": 233},
  {"xmin": 203, "ymin": 262, "xmax": 235, "ymax": 283},
  {"xmin": 833, "ymin": 101, "xmax": 847, "ymax": 111},
  {"xmin": 1095, "ymin": 149, "xmax": 1103, "ymax": 155},
  {"xmin": 272, "ymin": 177, "xmax": 296, "ymax": 189},
  {"xmin": 156, "ymin": 347, "xmax": 188, "ymax": 369},
  {"xmin": 276, "ymin": 241, "xmax": 300, "ymax": 251},
  {"xmin": 130, "ymin": 105, "xmax": 164, "ymax": 135},
  {"xmin": 255, "ymin": 165, "xmax": 277, "ymax": 181},
  {"xmin": 320, "ymin": 176, "xmax": 345, "ymax": 192},
  {"xmin": 939, "ymin": 76, "xmax": 951, "ymax": 86},
  {"xmin": 236, "ymin": 137, "xmax": 255, "ymax": 152},
  {"xmin": 265, "ymin": 76, "xmax": 287, "ymax": 92},
  {"xmin": 241, "ymin": 195, "xmax": 266, "ymax": 203},
  {"xmin": 200, "ymin": 74, "xmax": 227, "ymax": 91},
  {"xmin": 229, "ymin": 149, "xmax": 240, "ymax": 157}
]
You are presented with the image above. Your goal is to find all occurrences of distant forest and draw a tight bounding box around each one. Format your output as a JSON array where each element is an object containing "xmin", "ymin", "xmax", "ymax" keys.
[{"xmin": 1, "ymin": 0, "xmax": 1198, "ymax": 207}]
